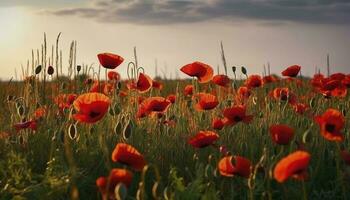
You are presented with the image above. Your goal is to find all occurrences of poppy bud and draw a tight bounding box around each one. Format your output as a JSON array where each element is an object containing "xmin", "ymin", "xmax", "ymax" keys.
[
  {"xmin": 241, "ymin": 66, "xmax": 247, "ymax": 75},
  {"xmin": 115, "ymin": 183, "xmax": 128, "ymax": 200},
  {"xmin": 123, "ymin": 121, "xmax": 133, "ymax": 140},
  {"xmin": 114, "ymin": 122, "xmax": 122, "ymax": 135},
  {"xmin": 47, "ymin": 66, "xmax": 54, "ymax": 75},
  {"xmin": 35, "ymin": 65, "xmax": 42, "ymax": 74},
  {"xmin": 232, "ymin": 66, "xmax": 236, "ymax": 73},
  {"xmin": 77, "ymin": 65, "xmax": 82, "ymax": 72},
  {"xmin": 17, "ymin": 105, "xmax": 25, "ymax": 117},
  {"xmin": 7, "ymin": 95, "xmax": 14, "ymax": 101},
  {"xmin": 68, "ymin": 123, "xmax": 78, "ymax": 140}
]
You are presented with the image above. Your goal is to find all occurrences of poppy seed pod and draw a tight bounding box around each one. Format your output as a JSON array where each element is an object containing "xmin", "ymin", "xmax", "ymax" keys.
[{"xmin": 47, "ymin": 66, "xmax": 54, "ymax": 75}]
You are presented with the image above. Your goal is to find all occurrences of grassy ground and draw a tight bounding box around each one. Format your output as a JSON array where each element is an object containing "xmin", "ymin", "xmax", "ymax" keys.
[{"xmin": 0, "ymin": 73, "xmax": 349, "ymax": 200}]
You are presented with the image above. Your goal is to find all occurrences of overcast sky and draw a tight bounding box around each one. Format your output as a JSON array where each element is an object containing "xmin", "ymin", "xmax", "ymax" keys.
[{"xmin": 1, "ymin": 0, "xmax": 350, "ymax": 80}]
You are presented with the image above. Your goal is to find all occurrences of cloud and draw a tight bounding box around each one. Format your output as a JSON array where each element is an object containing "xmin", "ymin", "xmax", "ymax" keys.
[{"xmin": 48, "ymin": 0, "xmax": 350, "ymax": 25}]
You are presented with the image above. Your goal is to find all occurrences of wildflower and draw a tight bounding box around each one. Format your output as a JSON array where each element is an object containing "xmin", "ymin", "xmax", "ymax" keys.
[
  {"xmin": 212, "ymin": 75, "xmax": 230, "ymax": 87},
  {"xmin": 222, "ymin": 105, "xmax": 253, "ymax": 126},
  {"xmin": 315, "ymin": 108, "xmax": 345, "ymax": 142},
  {"xmin": 282, "ymin": 65, "xmax": 301, "ymax": 77},
  {"xmin": 193, "ymin": 93, "xmax": 219, "ymax": 111},
  {"xmin": 97, "ymin": 53, "xmax": 124, "ymax": 69},
  {"xmin": 274, "ymin": 151, "xmax": 310, "ymax": 183},
  {"xmin": 270, "ymin": 124, "xmax": 294, "ymax": 145},
  {"xmin": 218, "ymin": 156, "xmax": 252, "ymax": 178},
  {"xmin": 180, "ymin": 61, "xmax": 213, "ymax": 83},
  {"xmin": 73, "ymin": 93, "xmax": 111, "ymax": 123},
  {"xmin": 245, "ymin": 75, "xmax": 263, "ymax": 88},
  {"xmin": 188, "ymin": 131, "xmax": 219, "ymax": 148},
  {"xmin": 111, "ymin": 143, "xmax": 146, "ymax": 171}
]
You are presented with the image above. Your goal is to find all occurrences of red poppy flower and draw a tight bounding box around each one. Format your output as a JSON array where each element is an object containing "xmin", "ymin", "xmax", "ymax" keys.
[
  {"xmin": 73, "ymin": 93, "xmax": 111, "ymax": 124},
  {"xmin": 274, "ymin": 151, "xmax": 310, "ymax": 183},
  {"xmin": 107, "ymin": 71, "xmax": 120, "ymax": 81},
  {"xmin": 111, "ymin": 143, "xmax": 146, "ymax": 171},
  {"xmin": 314, "ymin": 108, "xmax": 345, "ymax": 142},
  {"xmin": 222, "ymin": 105, "xmax": 253, "ymax": 126},
  {"xmin": 342, "ymin": 74, "xmax": 350, "ymax": 88},
  {"xmin": 212, "ymin": 75, "xmax": 230, "ymax": 87},
  {"xmin": 330, "ymin": 86, "xmax": 347, "ymax": 98},
  {"xmin": 263, "ymin": 75, "xmax": 279, "ymax": 85},
  {"xmin": 245, "ymin": 75, "xmax": 262, "ymax": 88},
  {"xmin": 166, "ymin": 94, "xmax": 176, "ymax": 104},
  {"xmin": 212, "ymin": 118, "xmax": 224, "ymax": 130},
  {"xmin": 54, "ymin": 93, "xmax": 77, "ymax": 111},
  {"xmin": 281, "ymin": 65, "xmax": 301, "ymax": 77},
  {"xmin": 188, "ymin": 130, "xmax": 219, "ymax": 148},
  {"xmin": 128, "ymin": 73, "xmax": 153, "ymax": 93},
  {"xmin": 218, "ymin": 156, "xmax": 252, "ymax": 178},
  {"xmin": 14, "ymin": 120, "xmax": 37, "ymax": 131},
  {"xmin": 97, "ymin": 53, "xmax": 124, "ymax": 69},
  {"xmin": 96, "ymin": 168, "xmax": 133, "ymax": 198},
  {"xmin": 269, "ymin": 87, "xmax": 297, "ymax": 105},
  {"xmin": 180, "ymin": 61, "xmax": 213, "ymax": 83},
  {"xmin": 152, "ymin": 80, "xmax": 163, "ymax": 90},
  {"xmin": 293, "ymin": 103, "xmax": 309, "ymax": 114},
  {"xmin": 193, "ymin": 93, "xmax": 219, "ymax": 111},
  {"xmin": 237, "ymin": 86, "xmax": 251, "ymax": 100},
  {"xmin": 137, "ymin": 97, "xmax": 171, "ymax": 118},
  {"xmin": 184, "ymin": 84, "xmax": 194, "ymax": 96},
  {"xmin": 90, "ymin": 81, "xmax": 115, "ymax": 96},
  {"xmin": 330, "ymin": 73, "xmax": 346, "ymax": 81},
  {"xmin": 34, "ymin": 106, "xmax": 47, "ymax": 119},
  {"xmin": 341, "ymin": 150, "xmax": 350, "ymax": 166},
  {"xmin": 270, "ymin": 124, "xmax": 294, "ymax": 145}
]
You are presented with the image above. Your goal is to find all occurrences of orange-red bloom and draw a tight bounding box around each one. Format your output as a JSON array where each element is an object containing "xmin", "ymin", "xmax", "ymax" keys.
[
  {"xmin": 184, "ymin": 84, "xmax": 194, "ymax": 96},
  {"xmin": 188, "ymin": 130, "xmax": 219, "ymax": 148},
  {"xmin": 98, "ymin": 53, "xmax": 124, "ymax": 69},
  {"xmin": 282, "ymin": 65, "xmax": 301, "ymax": 77},
  {"xmin": 180, "ymin": 61, "xmax": 213, "ymax": 83},
  {"xmin": 111, "ymin": 143, "xmax": 146, "ymax": 171},
  {"xmin": 152, "ymin": 80, "xmax": 163, "ymax": 90},
  {"xmin": 127, "ymin": 73, "xmax": 153, "ymax": 93},
  {"xmin": 212, "ymin": 118, "xmax": 224, "ymax": 130},
  {"xmin": 54, "ymin": 93, "xmax": 77, "ymax": 111},
  {"xmin": 193, "ymin": 93, "xmax": 219, "ymax": 111},
  {"xmin": 96, "ymin": 168, "xmax": 133, "ymax": 198},
  {"xmin": 274, "ymin": 151, "xmax": 310, "ymax": 183},
  {"xmin": 90, "ymin": 81, "xmax": 115, "ymax": 96},
  {"xmin": 212, "ymin": 74, "xmax": 230, "ymax": 87},
  {"xmin": 73, "ymin": 93, "xmax": 111, "ymax": 123},
  {"xmin": 293, "ymin": 103, "xmax": 309, "ymax": 114},
  {"xmin": 269, "ymin": 87, "xmax": 297, "ymax": 105},
  {"xmin": 222, "ymin": 105, "xmax": 253, "ymax": 126},
  {"xmin": 218, "ymin": 156, "xmax": 252, "ymax": 178},
  {"xmin": 245, "ymin": 75, "xmax": 262, "ymax": 88},
  {"xmin": 270, "ymin": 124, "xmax": 294, "ymax": 145},
  {"xmin": 136, "ymin": 97, "xmax": 171, "ymax": 118},
  {"xmin": 34, "ymin": 106, "xmax": 47, "ymax": 119},
  {"xmin": 14, "ymin": 120, "xmax": 37, "ymax": 131},
  {"xmin": 314, "ymin": 108, "xmax": 345, "ymax": 142},
  {"xmin": 107, "ymin": 71, "xmax": 120, "ymax": 81},
  {"xmin": 263, "ymin": 75, "xmax": 279, "ymax": 85},
  {"xmin": 166, "ymin": 94, "xmax": 176, "ymax": 104}
]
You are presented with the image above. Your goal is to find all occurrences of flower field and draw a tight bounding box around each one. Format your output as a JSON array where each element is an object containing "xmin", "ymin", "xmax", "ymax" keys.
[{"xmin": 0, "ymin": 37, "xmax": 350, "ymax": 200}]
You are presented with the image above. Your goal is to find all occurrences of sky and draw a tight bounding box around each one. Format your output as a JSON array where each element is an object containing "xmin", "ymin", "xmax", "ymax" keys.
[{"xmin": 0, "ymin": 0, "xmax": 350, "ymax": 80}]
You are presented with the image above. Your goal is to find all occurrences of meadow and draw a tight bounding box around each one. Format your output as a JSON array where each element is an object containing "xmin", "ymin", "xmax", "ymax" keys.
[{"xmin": 0, "ymin": 35, "xmax": 349, "ymax": 200}]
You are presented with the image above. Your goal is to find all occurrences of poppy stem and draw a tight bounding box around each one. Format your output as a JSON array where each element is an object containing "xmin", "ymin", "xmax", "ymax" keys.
[
  {"xmin": 336, "ymin": 143, "xmax": 347, "ymax": 200},
  {"xmin": 301, "ymin": 180, "xmax": 307, "ymax": 200}
]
